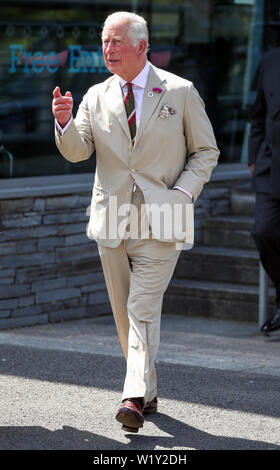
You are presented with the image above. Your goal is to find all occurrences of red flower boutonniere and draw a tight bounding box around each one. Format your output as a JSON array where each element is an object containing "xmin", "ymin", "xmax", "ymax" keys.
[{"xmin": 152, "ymin": 87, "xmax": 163, "ymax": 93}]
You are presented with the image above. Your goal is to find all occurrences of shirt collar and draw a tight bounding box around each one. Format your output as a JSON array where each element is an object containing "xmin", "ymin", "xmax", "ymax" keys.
[{"xmin": 119, "ymin": 61, "xmax": 150, "ymax": 89}]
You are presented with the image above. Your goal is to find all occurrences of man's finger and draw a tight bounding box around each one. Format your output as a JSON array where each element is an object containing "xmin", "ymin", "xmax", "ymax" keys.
[
  {"xmin": 53, "ymin": 86, "xmax": 62, "ymax": 99},
  {"xmin": 65, "ymin": 91, "xmax": 72, "ymax": 98},
  {"xmin": 53, "ymin": 104, "xmax": 71, "ymax": 111}
]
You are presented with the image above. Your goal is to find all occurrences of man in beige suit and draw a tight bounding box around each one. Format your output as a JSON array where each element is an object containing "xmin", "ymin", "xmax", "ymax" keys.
[{"xmin": 52, "ymin": 11, "xmax": 219, "ymax": 433}]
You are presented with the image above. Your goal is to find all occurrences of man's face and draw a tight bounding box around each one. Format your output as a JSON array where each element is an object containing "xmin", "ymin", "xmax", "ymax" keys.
[{"xmin": 102, "ymin": 20, "xmax": 145, "ymax": 81}]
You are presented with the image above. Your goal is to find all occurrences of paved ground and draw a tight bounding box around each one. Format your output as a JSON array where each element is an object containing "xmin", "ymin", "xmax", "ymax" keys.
[{"xmin": 0, "ymin": 313, "xmax": 279, "ymax": 450}]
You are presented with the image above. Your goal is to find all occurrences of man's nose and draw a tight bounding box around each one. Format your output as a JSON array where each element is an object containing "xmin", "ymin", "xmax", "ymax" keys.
[{"xmin": 106, "ymin": 41, "xmax": 115, "ymax": 53}]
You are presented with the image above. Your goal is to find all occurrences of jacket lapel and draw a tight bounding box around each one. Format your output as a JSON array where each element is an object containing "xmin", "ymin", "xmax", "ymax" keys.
[
  {"xmin": 135, "ymin": 65, "xmax": 166, "ymax": 144},
  {"xmin": 105, "ymin": 76, "xmax": 131, "ymax": 141}
]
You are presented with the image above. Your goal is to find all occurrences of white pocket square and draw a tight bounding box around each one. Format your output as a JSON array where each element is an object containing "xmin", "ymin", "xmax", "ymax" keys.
[{"xmin": 158, "ymin": 104, "xmax": 176, "ymax": 119}]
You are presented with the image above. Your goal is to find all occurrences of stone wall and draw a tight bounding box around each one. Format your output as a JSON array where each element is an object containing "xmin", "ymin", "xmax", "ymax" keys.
[
  {"xmin": 0, "ymin": 176, "xmax": 111, "ymax": 329},
  {"xmin": 0, "ymin": 165, "xmax": 249, "ymax": 330}
]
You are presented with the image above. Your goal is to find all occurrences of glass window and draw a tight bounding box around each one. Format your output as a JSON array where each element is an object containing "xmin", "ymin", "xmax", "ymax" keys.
[
  {"xmin": 0, "ymin": 0, "xmax": 110, "ymax": 177},
  {"xmin": 148, "ymin": 0, "xmax": 279, "ymax": 163},
  {"xmin": 0, "ymin": 0, "xmax": 279, "ymax": 178}
]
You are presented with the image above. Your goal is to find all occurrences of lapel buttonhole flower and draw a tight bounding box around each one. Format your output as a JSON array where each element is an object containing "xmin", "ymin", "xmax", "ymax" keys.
[{"xmin": 152, "ymin": 87, "xmax": 163, "ymax": 93}]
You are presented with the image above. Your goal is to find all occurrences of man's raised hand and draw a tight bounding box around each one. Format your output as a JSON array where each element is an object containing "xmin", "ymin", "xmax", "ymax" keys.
[{"xmin": 52, "ymin": 86, "xmax": 73, "ymax": 128}]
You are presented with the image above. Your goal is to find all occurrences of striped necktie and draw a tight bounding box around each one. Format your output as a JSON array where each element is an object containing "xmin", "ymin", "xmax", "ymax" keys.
[{"xmin": 124, "ymin": 82, "xmax": 136, "ymax": 144}]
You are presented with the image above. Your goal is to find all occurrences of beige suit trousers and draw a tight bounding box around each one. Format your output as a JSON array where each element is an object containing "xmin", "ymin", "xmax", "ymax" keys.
[{"xmin": 98, "ymin": 187, "xmax": 181, "ymax": 403}]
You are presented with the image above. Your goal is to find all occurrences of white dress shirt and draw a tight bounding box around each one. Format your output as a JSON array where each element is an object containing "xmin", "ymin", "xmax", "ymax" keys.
[{"xmin": 118, "ymin": 60, "xmax": 150, "ymax": 128}]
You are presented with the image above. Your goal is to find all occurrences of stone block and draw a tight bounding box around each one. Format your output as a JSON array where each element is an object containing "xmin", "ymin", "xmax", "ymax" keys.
[
  {"xmin": 40, "ymin": 300, "xmax": 65, "ymax": 312},
  {"xmin": 0, "ymin": 284, "xmax": 30, "ymax": 299},
  {"xmin": 56, "ymin": 302, "xmax": 111, "ymax": 318},
  {"xmin": 81, "ymin": 282, "xmax": 107, "ymax": 294},
  {"xmin": 15, "ymin": 256, "xmax": 101, "ymax": 284},
  {"xmin": 35, "ymin": 287, "xmax": 81, "ymax": 304},
  {"xmin": 0, "ymin": 251, "xmax": 55, "ymax": 268},
  {"xmin": 0, "ymin": 314, "xmax": 48, "ymax": 330},
  {"xmin": 79, "ymin": 296, "xmax": 88, "ymax": 306},
  {"xmin": 31, "ymin": 278, "xmax": 67, "ymax": 293},
  {"xmin": 87, "ymin": 302, "xmax": 112, "ymax": 316},
  {"xmin": 66, "ymin": 272, "xmax": 104, "ymax": 288},
  {"xmin": 45, "ymin": 194, "xmax": 91, "ymax": 210},
  {"xmin": 57, "ymin": 223, "xmax": 86, "ymax": 236},
  {"xmin": 64, "ymin": 233, "xmax": 89, "ymax": 246},
  {"xmin": 38, "ymin": 236, "xmax": 65, "ymax": 251},
  {"xmin": 68, "ymin": 257, "xmax": 102, "ymax": 273},
  {"xmin": 16, "ymin": 266, "xmax": 56, "ymax": 283},
  {"xmin": 0, "ymin": 241, "xmax": 17, "ymax": 255},
  {"xmin": 0, "ymin": 225, "xmax": 58, "ymax": 241},
  {"xmin": 0, "ymin": 298, "xmax": 18, "ymax": 310},
  {"xmin": 1, "ymin": 198, "xmax": 33, "ymax": 214},
  {"xmin": 0, "ymin": 268, "xmax": 15, "ymax": 278},
  {"xmin": 33, "ymin": 198, "xmax": 46, "ymax": 211},
  {"xmin": 11, "ymin": 305, "xmax": 43, "ymax": 317},
  {"xmin": 60, "ymin": 298, "xmax": 80, "ymax": 308},
  {"xmin": 43, "ymin": 211, "xmax": 87, "ymax": 225},
  {"xmin": 56, "ymin": 244, "xmax": 98, "ymax": 262},
  {"xmin": 89, "ymin": 290, "xmax": 110, "ymax": 305},
  {"xmin": 0, "ymin": 310, "xmax": 10, "ymax": 318},
  {"xmin": 48, "ymin": 306, "xmax": 88, "ymax": 323},
  {"xmin": 16, "ymin": 239, "xmax": 38, "ymax": 254},
  {"xmin": 3, "ymin": 213, "xmax": 42, "ymax": 228},
  {"xmin": 18, "ymin": 295, "xmax": 35, "ymax": 307}
]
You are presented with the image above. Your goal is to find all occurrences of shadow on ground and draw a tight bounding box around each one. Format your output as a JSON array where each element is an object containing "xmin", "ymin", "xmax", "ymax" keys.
[
  {"xmin": 1, "ymin": 343, "xmax": 280, "ymax": 416},
  {"xmin": 0, "ymin": 414, "xmax": 279, "ymax": 450}
]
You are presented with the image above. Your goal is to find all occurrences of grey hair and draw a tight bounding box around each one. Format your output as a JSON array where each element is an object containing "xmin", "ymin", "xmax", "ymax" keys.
[{"xmin": 102, "ymin": 11, "xmax": 150, "ymax": 54}]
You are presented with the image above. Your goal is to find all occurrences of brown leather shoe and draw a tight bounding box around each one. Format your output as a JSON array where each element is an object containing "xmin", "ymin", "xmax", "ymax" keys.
[
  {"xmin": 143, "ymin": 396, "xmax": 158, "ymax": 414},
  {"xmin": 116, "ymin": 398, "xmax": 144, "ymax": 433}
]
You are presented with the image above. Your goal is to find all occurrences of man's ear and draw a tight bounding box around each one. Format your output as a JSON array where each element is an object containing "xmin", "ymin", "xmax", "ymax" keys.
[{"xmin": 137, "ymin": 39, "xmax": 147, "ymax": 56}]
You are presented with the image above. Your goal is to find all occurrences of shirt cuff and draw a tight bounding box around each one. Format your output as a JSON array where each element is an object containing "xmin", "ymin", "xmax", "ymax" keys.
[
  {"xmin": 173, "ymin": 186, "xmax": 193, "ymax": 201},
  {"xmin": 55, "ymin": 116, "xmax": 73, "ymax": 136}
]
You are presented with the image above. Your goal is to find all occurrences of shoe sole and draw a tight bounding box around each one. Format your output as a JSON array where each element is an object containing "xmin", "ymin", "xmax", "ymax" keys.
[
  {"xmin": 116, "ymin": 410, "xmax": 144, "ymax": 430},
  {"xmin": 121, "ymin": 424, "xmax": 139, "ymax": 433},
  {"xmin": 143, "ymin": 406, "xmax": 157, "ymax": 415}
]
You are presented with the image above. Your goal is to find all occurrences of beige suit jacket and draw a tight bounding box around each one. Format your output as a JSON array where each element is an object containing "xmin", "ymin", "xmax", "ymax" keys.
[{"xmin": 55, "ymin": 64, "xmax": 219, "ymax": 247}]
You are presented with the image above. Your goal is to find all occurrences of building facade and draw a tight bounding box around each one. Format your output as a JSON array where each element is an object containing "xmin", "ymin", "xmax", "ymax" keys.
[
  {"xmin": 0, "ymin": 0, "xmax": 279, "ymax": 178},
  {"xmin": 0, "ymin": 0, "xmax": 279, "ymax": 328}
]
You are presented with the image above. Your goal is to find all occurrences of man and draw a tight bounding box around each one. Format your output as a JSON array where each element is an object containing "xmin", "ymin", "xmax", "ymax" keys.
[
  {"xmin": 249, "ymin": 46, "xmax": 280, "ymax": 334},
  {"xmin": 52, "ymin": 11, "xmax": 219, "ymax": 433}
]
